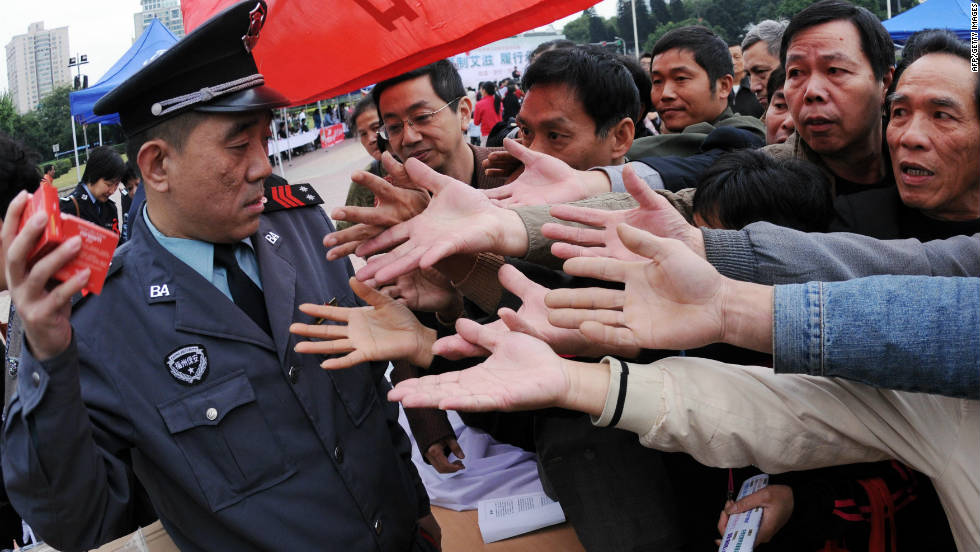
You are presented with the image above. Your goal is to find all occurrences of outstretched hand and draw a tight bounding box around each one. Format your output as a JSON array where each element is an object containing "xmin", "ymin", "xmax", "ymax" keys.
[
  {"xmin": 291, "ymin": 277, "xmax": 436, "ymax": 369},
  {"xmin": 2, "ymin": 192, "xmax": 89, "ymax": 361},
  {"xmin": 481, "ymin": 139, "xmax": 610, "ymax": 207},
  {"xmin": 544, "ymin": 165, "xmax": 705, "ymax": 262},
  {"xmin": 324, "ymin": 152, "xmax": 430, "ymax": 261},
  {"xmin": 389, "ymin": 318, "xmax": 572, "ymax": 412},
  {"xmin": 432, "ymin": 264, "xmax": 639, "ymax": 360},
  {"xmin": 545, "ymin": 224, "xmax": 730, "ymax": 352},
  {"xmin": 353, "ymin": 158, "xmax": 526, "ymax": 284}
]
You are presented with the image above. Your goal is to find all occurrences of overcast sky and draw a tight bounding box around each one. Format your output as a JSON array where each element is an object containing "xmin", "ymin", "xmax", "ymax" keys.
[{"xmin": 1, "ymin": 0, "xmax": 616, "ymax": 94}]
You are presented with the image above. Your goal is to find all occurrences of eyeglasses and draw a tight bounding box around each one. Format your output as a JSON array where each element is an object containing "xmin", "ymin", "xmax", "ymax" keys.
[{"xmin": 378, "ymin": 97, "xmax": 462, "ymax": 141}]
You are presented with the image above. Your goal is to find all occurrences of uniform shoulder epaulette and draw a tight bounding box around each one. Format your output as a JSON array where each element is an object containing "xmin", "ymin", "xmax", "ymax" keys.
[{"xmin": 263, "ymin": 181, "xmax": 323, "ymax": 213}]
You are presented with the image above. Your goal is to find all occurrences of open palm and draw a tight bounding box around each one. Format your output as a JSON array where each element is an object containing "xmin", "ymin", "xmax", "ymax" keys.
[
  {"xmin": 390, "ymin": 319, "xmax": 569, "ymax": 412},
  {"xmin": 547, "ymin": 224, "xmax": 727, "ymax": 351},
  {"xmin": 355, "ymin": 159, "xmax": 515, "ymax": 284},
  {"xmin": 291, "ymin": 278, "xmax": 435, "ymax": 369}
]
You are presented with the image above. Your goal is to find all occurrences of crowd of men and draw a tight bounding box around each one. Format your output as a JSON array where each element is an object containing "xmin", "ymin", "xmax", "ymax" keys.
[{"xmin": 0, "ymin": 0, "xmax": 976, "ymax": 550}]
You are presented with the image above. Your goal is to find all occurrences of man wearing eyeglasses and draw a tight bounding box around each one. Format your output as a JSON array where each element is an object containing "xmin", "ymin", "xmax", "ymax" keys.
[{"xmin": 371, "ymin": 60, "xmax": 506, "ymax": 192}]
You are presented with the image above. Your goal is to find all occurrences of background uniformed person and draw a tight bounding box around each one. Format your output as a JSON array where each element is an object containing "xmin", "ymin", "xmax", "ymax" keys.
[
  {"xmin": 0, "ymin": 2, "xmax": 438, "ymax": 550},
  {"xmin": 60, "ymin": 146, "xmax": 124, "ymax": 235}
]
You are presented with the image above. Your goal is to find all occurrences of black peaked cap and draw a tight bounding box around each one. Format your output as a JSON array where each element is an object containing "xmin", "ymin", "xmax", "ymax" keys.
[{"xmin": 94, "ymin": 0, "xmax": 289, "ymax": 136}]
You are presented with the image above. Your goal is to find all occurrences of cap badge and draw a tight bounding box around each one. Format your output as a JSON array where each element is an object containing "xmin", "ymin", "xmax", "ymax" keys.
[{"xmin": 242, "ymin": 2, "xmax": 267, "ymax": 53}]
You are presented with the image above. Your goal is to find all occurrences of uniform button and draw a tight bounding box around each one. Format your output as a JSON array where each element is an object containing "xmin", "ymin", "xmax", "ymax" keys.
[
  {"xmin": 373, "ymin": 519, "xmax": 382, "ymax": 535},
  {"xmin": 334, "ymin": 445, "xmax": 344, "ymax": 464},
  {"xmin": 205, "ymin": 407, "xmax": 218, "ymax": 421},
  {"xmin": 288, "ymin": 365, "xmax": 299, "ymax": 384},
  {"xmin": 31, "ymin": 372, "xmax": 40, "ymax": 386}
]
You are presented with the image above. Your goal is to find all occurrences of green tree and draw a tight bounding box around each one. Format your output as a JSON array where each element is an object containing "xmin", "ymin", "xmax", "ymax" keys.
[
  {"xmin": 644, "ymin": 17, "xmax": 728, "ymax": 52},
  {"xmin": 563, "ymin": 12, "xmax": 591, "ymax": 43},
  {"xmin": 650, "ymin": 0, "xmax": 671, "ymax": 25},
  {"xmin": 0, "ymin": 92, "xmax": 17, "ymax": 136},
  {"xmin": 588, "ymin": 10, "xmax": 616, "ymax": 42},
  {"xmin": 617, "ymin": 0, "xmax": 654, "ymax": 53},
  {"xmin": 669, "ymin": 0, "xmax": 687, "ymax": 22}
]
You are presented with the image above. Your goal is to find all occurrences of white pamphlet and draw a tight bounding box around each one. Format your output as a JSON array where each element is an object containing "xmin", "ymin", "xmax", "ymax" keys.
[
  {"xmin": 477, "ymin": 492, "xmax": 566, "ymax": 543},
  {"xmin": 719, "ymin": 473, "xmax": 770, "ymax": 552}
]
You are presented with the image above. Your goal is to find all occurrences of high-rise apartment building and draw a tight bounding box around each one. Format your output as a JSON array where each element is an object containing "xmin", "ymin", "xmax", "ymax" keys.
[
  {"xmin": 134, "ymin": 0, "xmax": 185, "ymax": 41},
  {"xmin": 5, "ymin": 22, "xmax": 71, "ymax": 114}
]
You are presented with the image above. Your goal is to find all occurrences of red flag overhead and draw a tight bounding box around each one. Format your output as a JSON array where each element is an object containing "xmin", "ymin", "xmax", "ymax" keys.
[{"xmin": 181, "ymin": 0, "xmax": 597, "ymax": 105}]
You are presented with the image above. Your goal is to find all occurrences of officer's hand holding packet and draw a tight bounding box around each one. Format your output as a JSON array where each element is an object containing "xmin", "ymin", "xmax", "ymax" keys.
[{"xmin": 16, "ymin": 182, "xmax": 118, "ymax": 294}]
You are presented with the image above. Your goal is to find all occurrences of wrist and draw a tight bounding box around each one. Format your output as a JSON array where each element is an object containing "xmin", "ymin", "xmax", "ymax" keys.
[
  {"xmin": 719, "ymin": 279, "xmax": 774, "ymax": 353},
  {"xmin": 558, "ymin": 358, "xmax": 610, "ymax": 417},
  {"xmin": 495, "ymin": 208, "xmax": 530, "ymax": 257},
  {"xmin": 411, "ymin": 325, "xmax": 438, "ymax": 369},
  {"xmin": 583, "ymin": 169, "xmax": 612, "ymax": 195}
]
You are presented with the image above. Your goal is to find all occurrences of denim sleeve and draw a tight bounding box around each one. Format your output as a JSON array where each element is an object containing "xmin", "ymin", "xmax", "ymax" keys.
[{"xmin": 773, "ymin": 276, "xmax": 980, "ymax": 399}]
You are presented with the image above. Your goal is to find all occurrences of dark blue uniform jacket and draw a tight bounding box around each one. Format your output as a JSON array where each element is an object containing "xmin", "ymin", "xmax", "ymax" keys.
[{"xmin": 1, "ymin": 203, "xmax": 428, "ymax": 551}]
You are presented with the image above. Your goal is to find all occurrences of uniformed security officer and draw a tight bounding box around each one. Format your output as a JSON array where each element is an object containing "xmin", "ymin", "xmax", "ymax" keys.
[
  {"xmin": 0, "ymin": 2, "xmax": 437, "ymax": 551},
  {"xmin": 60, "ymin": 146, "xmax": 124, "ymax": 235}
]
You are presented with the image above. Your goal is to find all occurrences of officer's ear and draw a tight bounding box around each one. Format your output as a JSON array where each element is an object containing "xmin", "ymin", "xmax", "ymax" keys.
[{"xmin": 137, "ymin": 139, "xmax": 173, "ymax": 194}]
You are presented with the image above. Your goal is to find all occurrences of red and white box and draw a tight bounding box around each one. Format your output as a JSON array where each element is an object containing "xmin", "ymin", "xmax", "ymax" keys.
[{"xmin": 18, "ymin": 183, "xmax": 118, "ymax": 294}]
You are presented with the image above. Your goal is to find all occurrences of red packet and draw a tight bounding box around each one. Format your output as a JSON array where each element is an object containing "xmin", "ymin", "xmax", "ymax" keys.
[{"xmin": 17, "ymin": 183, "xmax": 119, "ymax": 294}]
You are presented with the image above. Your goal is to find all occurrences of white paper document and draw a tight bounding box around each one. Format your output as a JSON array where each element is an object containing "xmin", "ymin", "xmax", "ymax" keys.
[
  {"xmin": 719, "ymin": 473, "xmax": 770, "ymax": 552},
  {"xmin": 477, "ymin": 492, "xmax": 566, "ymax": 543}
]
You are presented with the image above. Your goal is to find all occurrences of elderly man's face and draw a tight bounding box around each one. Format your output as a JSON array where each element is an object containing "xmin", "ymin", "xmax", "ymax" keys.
[
  {"xmin": 743, "ymin": 40, "xmax": 780, "ymax": 107},
  {"xmin": 887, "ymin": 53, "xmax": 980, "ymax": 220},
  {"xmin": 729, "ymin": 45, "xmax": 745, "ymax": 79},
  {"xmin": 782, "ymin": 20, "xmax": 890, "ymax": 157}
]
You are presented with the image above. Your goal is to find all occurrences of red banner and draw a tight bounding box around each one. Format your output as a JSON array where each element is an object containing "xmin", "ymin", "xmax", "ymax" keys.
[
  {"xmin": 320, "ymin": 124, "xmax": 344, "ymax": 149},
  {"xmin": 181, "ymin": 0, "xmax": 595, "ymax": 105}
]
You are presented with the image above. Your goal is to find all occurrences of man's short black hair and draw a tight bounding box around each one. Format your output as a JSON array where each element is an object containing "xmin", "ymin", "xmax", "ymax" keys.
[
  {"xmin": 44, "ymin": 164, "xmax": 53, "ymax": 174},
  {"xmin": 891, "ymin": 29, "xmax": 977, "ymax": 117},
  {"xmin": 766, "ymin": 67, "xmax": 786, "ymax": 103},
  {"xmin": 125, "ymin": 110, "xmax": 207, "ymax": 166},
  {"xmin": 617, "ymin": 53, "xmax": 654, "ymax": 124},
  {"xmin": 780, "ymin": 0, "xmax": 894, "ymax": 81},
  {"xmin": 350, "ymin": 97, "xmax": 376, "ymax": 131},
  {"xmin": 81, "ymin": 146, "xmax": 126, "ymax": 185},
  {"xmin": 529, "ymin": 39, "xmax": 576, "ymax": 64},
  {"xmin": 371, "ymin": 60, "xmax": 466, "ymax": 114},
  {"xmin": 0, "ymin": 132, "xmax": 41, "ymax": 219},
  {"xmin": 693, "ymin": 149, "xmax": 833, "ymax": 232},
  {"xmin": 651, "ymin": 26, "xmax": 734, "ymax": 93},
  {"xmin": 521, "ymin": 46, "xmax": 641, "ymax": 137}
]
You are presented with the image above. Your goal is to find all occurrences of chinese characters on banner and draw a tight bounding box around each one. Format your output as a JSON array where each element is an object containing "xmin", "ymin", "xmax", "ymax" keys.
[
  {"xmin": 449, "ymin": 34, "xmax": 566, "ymax": 88},
  {"xmin": 320, "ymin": 124, "xmax": 345, "ymax": 148}
]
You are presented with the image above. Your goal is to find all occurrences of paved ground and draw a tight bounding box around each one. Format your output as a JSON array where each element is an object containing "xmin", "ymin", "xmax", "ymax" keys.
[{"xmin": 273, "ymin": 136, "xmax": 371, "ymax": 222}]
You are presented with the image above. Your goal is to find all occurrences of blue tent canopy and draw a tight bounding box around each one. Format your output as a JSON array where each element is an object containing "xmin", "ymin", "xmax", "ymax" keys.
[
  {"xmin": 69, "ymin": 19, "xmax": 178, "ymax": 125},
  {"xmin": 882, "ymin": 0, "xmax": 973, "ymax": 45}
]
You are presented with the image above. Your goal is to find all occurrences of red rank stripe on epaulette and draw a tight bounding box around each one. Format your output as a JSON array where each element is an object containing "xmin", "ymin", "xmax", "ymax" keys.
[{"xmin": 271, "ymin": 185, "xmax": 303, "ymax": 208}]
